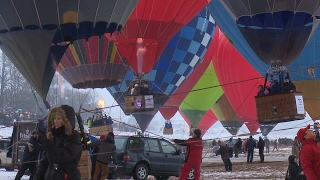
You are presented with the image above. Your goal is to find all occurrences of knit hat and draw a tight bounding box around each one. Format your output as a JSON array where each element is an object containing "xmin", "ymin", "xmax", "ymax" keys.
[
  {"xmin": 100, "ymin": 134, "xmax": 106, "ymax": 140},
  {"xmin": 297, "ymin": 124, "xmax": 310, "ymax": 142}
]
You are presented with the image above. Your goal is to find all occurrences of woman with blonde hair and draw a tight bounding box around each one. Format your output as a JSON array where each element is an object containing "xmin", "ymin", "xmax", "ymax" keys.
[{"xmin": 34, "ymin": 106, "xmax": 82, "ymax": 180}]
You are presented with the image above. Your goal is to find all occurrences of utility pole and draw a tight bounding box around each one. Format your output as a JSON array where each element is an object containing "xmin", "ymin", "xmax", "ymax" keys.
[{"xmin": 0, "ymin": 53, "xmax": 6, "ymax": 109}]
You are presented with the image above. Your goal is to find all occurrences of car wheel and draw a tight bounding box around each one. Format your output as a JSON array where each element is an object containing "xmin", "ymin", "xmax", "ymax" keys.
[
  {"xmin": 154, "ymin": 175, "xmax": 170, "ymax": 180},
  {"xmin": 133, "ymin": 163, "xmax": 149, "ymax": 180},
  {"xmin": 188, "ymin": 168, "xmax": 194, "ymax": 180}
]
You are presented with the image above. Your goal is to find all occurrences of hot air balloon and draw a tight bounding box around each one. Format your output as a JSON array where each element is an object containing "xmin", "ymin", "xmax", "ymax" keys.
[
  {"xmin": 180, "ymin": 109, "xmax": 218, "ymax": 137},
  {"xmin": 211, "ymin": 94, "xmax": 243, "ymax": 135},
  {"xmin": 0, "ymin": 0, "xmax": 139, "ymax": 100},
  {"xmin": 107, "ymin": 7, "xmax": 216, "ymax": 132},
  {"xmin": 57, "ymin": 36, "xmax": 130, "ymax": 88},
  {"xmin": 288, "ymin": 26, "xmax": 320, "ymax": 122},
  {"xmin": 207, "ymin": 0, "xmax": 267, "ymax": 73},
  {"xmin": 160, "ymin": 32, "xmax": 219, "ymax": 135},
  {"xmin": 179, "ymin": 61, "xmax": 223, "ymax": 131},
  {"xmin": 260, "ymin": 124, "xmax": 277, "ymax": 137},
  {"xmin": 212, "ymin": 27, "xmax": 264, "ymax": 133},
  {"xmin": 107, "ymin": 0, "xmax": 210, "ymax": 74},
  {"xmin": 209, "ymin": 1, "xmax": 319, "ymax": 124}
]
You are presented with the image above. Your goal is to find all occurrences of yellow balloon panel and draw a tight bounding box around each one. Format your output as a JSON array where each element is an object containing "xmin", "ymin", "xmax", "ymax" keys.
[{"xmin": 295, "ymin": 80, "xmax": 320, "ymax": 120}]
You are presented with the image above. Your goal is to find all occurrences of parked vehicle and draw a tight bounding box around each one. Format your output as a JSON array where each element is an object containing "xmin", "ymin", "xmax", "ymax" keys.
[
  {"xmin": 108, "ymin": 135, "xmax": 193, "ymax": 180},
  {"xmin": 0, "ymin": 138, "xmax": 12, "ymax": 169}
]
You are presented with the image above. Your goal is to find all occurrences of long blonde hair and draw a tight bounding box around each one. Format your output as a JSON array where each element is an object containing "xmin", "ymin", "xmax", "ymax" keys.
[{"xmin": 47, "ymin": 107, "xmax": 72, "ymax": 139}]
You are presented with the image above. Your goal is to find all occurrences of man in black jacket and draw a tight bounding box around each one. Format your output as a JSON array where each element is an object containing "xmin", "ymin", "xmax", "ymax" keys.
[
  {"xmin": 257, "ymin": 137, "xmax": 265, "ymax": 163},
  {"xmin": 14, "ymin": 131, "xmax": 41, "ymax": 180},
  {"xmin": 246, "ymin": 136, "xmax": 256, "ymax": 163}
]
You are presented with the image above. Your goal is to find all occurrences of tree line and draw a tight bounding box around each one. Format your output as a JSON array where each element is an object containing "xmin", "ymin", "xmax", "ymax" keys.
[{"xmin": 0, "ymin": 52, "xmax": 99, "ymax": 125}]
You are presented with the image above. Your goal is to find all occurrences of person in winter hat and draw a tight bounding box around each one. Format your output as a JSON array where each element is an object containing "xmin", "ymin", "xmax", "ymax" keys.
[
  {"xmin": 297, "ymin": 125, "xmax": 320, "ymax": 180},
  {"xmin": 34, "ymin": 106, "xmax": 82, "ymax": 180}
]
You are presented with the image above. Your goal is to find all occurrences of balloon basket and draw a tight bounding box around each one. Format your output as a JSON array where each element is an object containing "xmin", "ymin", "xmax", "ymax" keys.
[
  {"xmin": 163, "ymin": 128, "xmax": 173, "ymax": 135},
  {"xmin": 255, "ymin": 92, "xmax": 305, "ymax": 124},
  {"xmin": 78, "ymin": 150, "xmax": 92, "ymax": 179},
  {"xmin": 89, "ymin": 125, "xmax": 113, "ymax": 136},
  {"xmin": 124, "ymin": 95, "xmax": 154, "ymax": 114}
]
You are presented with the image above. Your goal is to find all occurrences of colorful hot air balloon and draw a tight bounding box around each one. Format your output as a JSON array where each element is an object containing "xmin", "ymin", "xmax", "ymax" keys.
[
  {"xmin": 212, "ymin": 27, "xmax": 264, "ymax": 133},
  {"xmin": 57, "ymin": 36, "xmax": 130, "ymax": 88},
  {"xmin": 260, "ymin": 124, "xmax": 277, "ymax": 137},
  {"xmin": 107, "ymin": 7, "xmax": 216, "ymax": 131},
  {"xmin": 0, "ymin": 0, "xmax": 139, "ymax": 99},
  {"xmin": 179, "ymin": 61, "xmax": 223, "ymax": 129},
  {"xmin": 211, "ymin": 94, "xmax": 243, "ymax": 135},
  {"xmin": 207, "ymin": 0, "xmax": 267, "ymax": 73},
  {"xmin": 214, "ymin": 0, "xmax": 320, "ymax": 66},
  {"xmin": 160, "ymin": 32, "xmax": 219, "ymax": 134},
  {"xmin": 107, "ymin": 0, "xmax": 211, "ymax": 74},
  {"xmin": 180, "ymin": 109, "xmax": 218, "ymax": 136},
  {"xmin": 288, "ymin": 26, "xmax": 320, "ymax": 121}
]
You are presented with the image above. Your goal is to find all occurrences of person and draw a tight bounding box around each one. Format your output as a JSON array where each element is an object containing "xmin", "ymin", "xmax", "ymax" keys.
[
  {"xmin": 87, "ymin": 117, "xmax": 92, "ymax": 128},
  {"xmin": 297, "ymin": 124, "xmax": 320, "ymax": 180},
  {"xmin": 216, "ymin": 142, "xmax": 232, "ymax": 172},
  {"xmin": 131, "ymin": 83, "xmax": 140, "ymax": 95},
  {"xmin": 287, "ymin": 155, "xmax": 307, "ymax": 180},
  {"xmin": 265, "ymin": 138, "xmax": 270, "ymax": 153},
  {"xmin": 89, "ymin": 134, "xmax": 117, "ymax": 180},
  {"xmin": 283, "ymin": 76, "xmax": 296, "ymax": 93},
  {"xmin": 291, "ymin": 136, "xmax": 300, "ymax": 160},
  {"xmin": 174, "ymin": 129, "xmax": 203, "ymax": 180},
  {"xmin": 273, "ymin": 139, "xmax": 279, "ymax": 151},
  {"xmin": 140, "ymin": 83, "xmax": 150, "ymax": 95},
  {"xmin": 34, "ymin": 106, "xmax": 82, "ymax": 180},
  {"xmin": 242, "ymin": 139, "xmax": 247, "ymax": 154},
  {"xmin": 246, "ymin": 136, "xmax": 256, "ymax": 163},
  {"xmin": 269, "ymin": 79, "xmax": 280, "ymax": 94},
  {"xmin": 257, "ymin": 137, "xmax": 265, "ymax": 163},
  {"xmin": 226, "ymin": 138, "xmax": 234, "ymax": 158},
  {"xmin": 106, "ymin": 116, "xmax": 113, "ymax": 125},
  {"xmin": 257, "ymin": 85, "xmax": 269, "ymax": 96},
  {"xmin": 90, "ymin": 135, "xmax": 105, "ymax": 179},
  {"xmin": 234, "ymin": 138, "xmax": 242, "ymax": 158},
  {"xmin": 212, "ymin": 139, "xmax": 217, "ymax": 147},
  {"xmin": 14, "ymin": 131, "xmax": 41, "ymax": 180}
]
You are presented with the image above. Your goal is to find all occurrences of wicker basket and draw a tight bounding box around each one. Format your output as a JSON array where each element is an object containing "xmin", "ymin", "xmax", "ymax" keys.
[
  {"xmin": 163, "ymin": 128, "xmax": 173, "ymax": 135},
  {"xmin": 89, "ymin": 125, "xmax": 113, "ymax": 136},
  {"xmin": 78, "ymin": 150, "xmax": 92, "ymax": 179},
  {"xmin": 255, "ymin": 92, "xmax": 305, "ymax": 124}
]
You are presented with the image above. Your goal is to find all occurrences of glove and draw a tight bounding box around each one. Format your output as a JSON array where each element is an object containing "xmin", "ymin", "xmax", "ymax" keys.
[{"xmin": 37, "ymin": 129, "xmax": 48, "ymax": 145}]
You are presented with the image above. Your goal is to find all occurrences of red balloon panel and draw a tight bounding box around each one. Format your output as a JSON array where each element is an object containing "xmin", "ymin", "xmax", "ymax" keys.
[
  {"xmin": 198, "ymin": 109, "xmax": 218, "ymax": 136},
  {"xmin": 213, "ymin": 27, "xmax": 262, "ymax": 133},
  {"xmin": 107, "ymin": 0, "xmax": 209, "ymax": 73}
]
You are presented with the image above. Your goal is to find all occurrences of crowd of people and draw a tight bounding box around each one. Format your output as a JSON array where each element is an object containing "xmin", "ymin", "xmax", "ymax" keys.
[
  {"xmin": 257, "ymin": 76, "xmax": 296, "ymax": 96},
  {"xmin": 0, "ymin": 107, "xmax": 38, "ymax": 125}
]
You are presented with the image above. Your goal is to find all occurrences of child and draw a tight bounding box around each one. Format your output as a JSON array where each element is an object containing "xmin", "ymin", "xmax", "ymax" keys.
[
  {"xmin": 287, "ymin": 155, "xmax": 306, "ymax": 180},
  {"xmin": 216, "ymin": 142, "xmax": 232, "ymax": 172}
]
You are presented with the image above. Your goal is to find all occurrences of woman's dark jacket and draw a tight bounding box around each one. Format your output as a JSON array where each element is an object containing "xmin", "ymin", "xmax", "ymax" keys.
[{"xmin": 34, "ymin": 127, "xmax": 82, "ymax": 180}]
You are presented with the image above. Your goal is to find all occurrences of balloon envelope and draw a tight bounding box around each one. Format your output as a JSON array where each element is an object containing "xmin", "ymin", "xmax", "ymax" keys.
[
  {"xmin": 107, "ymin": 0, "xmax": 210, "ymax": 73},
  {"xmin": 108, "ymin": 7, "xmax": 216, "ymax": 117},
  {"xmin": 0, "ymin": 0, "xmax": 138, "ymax": 99},
  {"xmin": 58, "ymin": 36, "xmax": 130, "ymax": 88},
  {"xmin": 219, "ymin": 0, "xmax": 320, "ymax": 66}
]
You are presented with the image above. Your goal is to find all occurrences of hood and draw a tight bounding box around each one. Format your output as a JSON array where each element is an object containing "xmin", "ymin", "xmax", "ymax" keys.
[{"xmin": 288, "ymin": 155, "xmax": 296, "ymax": 164}]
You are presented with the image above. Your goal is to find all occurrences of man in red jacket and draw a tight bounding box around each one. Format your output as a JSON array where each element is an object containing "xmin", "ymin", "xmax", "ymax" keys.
[
  {"xmin": 174, "ymin": 129, "xmax": 203, "ymax": 180},
  {"xmin": 297, "ymin": 124, "xmax": 320, "ymax": 180}
]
